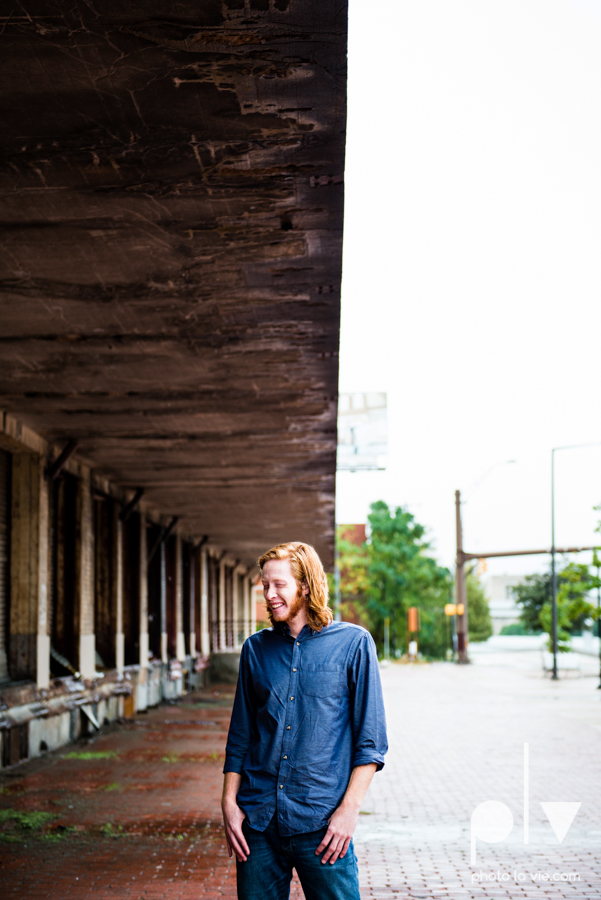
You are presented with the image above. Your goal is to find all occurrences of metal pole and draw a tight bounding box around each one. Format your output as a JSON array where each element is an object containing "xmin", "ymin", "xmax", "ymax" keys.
[
  {"xmin": 551, "ymin": 449, "xmax": 558, "ymax": 680},
  {"xmin": 597, "ymin": 564, "xmax": 601, "ymax": 690},
  {"xmin": 455, "ymin": 490, "xmax": 468, "ymax": 663}
]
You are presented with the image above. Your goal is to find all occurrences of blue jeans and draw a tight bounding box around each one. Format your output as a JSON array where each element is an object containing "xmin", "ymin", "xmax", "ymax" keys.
[{"xmin": 236, "ymin": 815, "xmax": 361, "ymax": 900}]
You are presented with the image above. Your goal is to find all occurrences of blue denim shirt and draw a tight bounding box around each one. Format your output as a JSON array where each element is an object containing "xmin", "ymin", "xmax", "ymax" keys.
[{"xmin": 224, "ymin": 620, "xmax": 387, "ymax": 836}]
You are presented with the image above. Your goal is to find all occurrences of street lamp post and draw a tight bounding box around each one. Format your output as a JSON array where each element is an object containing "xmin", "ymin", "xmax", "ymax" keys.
[
  {"xmin": 596, "ymin": 557, "xmax": 601, "ymax": 691},
  {"xmin": 550, "ymin": 441, "xmax": 601, "ymax": 681},
  {"xmin": 551, "ymin": 448, "xmax": 558, "ymax": 679}
]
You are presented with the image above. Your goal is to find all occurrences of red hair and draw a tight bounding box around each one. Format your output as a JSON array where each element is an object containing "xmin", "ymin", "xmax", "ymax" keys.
[{"xmin": 257, "ymin": 541, "xmax": 333, "ymax": 631}]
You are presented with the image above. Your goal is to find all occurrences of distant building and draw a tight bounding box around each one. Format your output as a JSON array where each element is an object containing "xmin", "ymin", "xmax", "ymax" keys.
[
  {"xmin": 337, "ymin": 393, "xmax": 387, "ymax": 472},
  {"xmin": 482, "ymin": 574, "xmax": 524, "ymax": 634},
  {"xmin": 338, "ymin": 524, "xmax": 370, "ymax": 630}
]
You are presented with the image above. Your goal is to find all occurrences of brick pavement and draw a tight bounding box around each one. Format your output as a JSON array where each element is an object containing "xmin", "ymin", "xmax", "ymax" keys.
[
  {"xmin": 1, "ymin": 655, "xmax": 600, "ymax": 900},
  {"xmin": 356, "ymin": 651, "xmax": 601, "ymax": 900}
]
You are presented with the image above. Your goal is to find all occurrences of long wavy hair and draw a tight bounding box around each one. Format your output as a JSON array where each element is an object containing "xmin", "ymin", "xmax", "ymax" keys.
[{"xmin": 257, "ymin": 541, "xmax": 333, "ymax": 631}]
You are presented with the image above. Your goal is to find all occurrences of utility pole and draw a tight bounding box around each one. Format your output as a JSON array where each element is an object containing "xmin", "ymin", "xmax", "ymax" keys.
[
  {"xmin": 550, "ymin": 449, "xmax": 558, "ymax": 680},
  {"xmin": 455, "ymin": 489, "xmax": 468, "ymax": 663}
]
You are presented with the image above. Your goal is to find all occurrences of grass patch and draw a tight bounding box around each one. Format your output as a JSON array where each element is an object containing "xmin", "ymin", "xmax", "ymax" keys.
[
  {"xmin": 41, "ymin": 825, "xmax": 78, "ymax": 842},
  {"xmin": 0, "ymin": 809, "xmax": 56, "ymax": 830},
  {"xmin": 101, "ymin": 822, "xmax": 125, "ymax": 836},
  {"xmin": 99, "ymin": 783, "xmax": 123, "ymax": 791},
  {"xmin": 64, "ymin": 751, "xmax": 118, "ymax": 760},
  {"xmin": 160, "ymin": 751, "xmax": 223, "ymax": 763}
]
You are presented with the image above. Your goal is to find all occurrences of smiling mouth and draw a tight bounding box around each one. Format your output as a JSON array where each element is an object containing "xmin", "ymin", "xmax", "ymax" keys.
[{"xmin": 270, "ymin": 602, "xmax": 285, "ymax": 611}]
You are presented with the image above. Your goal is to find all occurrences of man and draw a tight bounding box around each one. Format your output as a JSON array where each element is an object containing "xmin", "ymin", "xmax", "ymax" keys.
[{"xmin": 222, "ymin": 541, "xmax": 387, "ymax": 900}]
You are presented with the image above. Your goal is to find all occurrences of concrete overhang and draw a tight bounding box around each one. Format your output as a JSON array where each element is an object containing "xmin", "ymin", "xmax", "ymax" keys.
[{"xmin": 0, "ymin": 1, "xmax": 347, "ymax": 568}]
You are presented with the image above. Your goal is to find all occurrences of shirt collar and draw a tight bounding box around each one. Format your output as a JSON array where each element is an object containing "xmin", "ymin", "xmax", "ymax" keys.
[{"xmin": 274, "ymin": 622, "xmax": 316, "ymax": 640}]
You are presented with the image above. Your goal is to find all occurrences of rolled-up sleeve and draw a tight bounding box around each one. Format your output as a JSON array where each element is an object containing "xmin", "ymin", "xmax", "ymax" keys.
[
  {"xmin": 223, "ymin": 641, "xmax": 256, "ymax": 774},
  {"xmin": 349, "ymin": 632, "xmax": 388, "ymax": 771}
]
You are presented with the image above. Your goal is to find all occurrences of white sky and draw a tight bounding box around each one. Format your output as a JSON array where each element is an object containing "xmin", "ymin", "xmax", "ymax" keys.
[{"xmin": 337, "ymin": 0, "xmax": 601, "ymax": 576}]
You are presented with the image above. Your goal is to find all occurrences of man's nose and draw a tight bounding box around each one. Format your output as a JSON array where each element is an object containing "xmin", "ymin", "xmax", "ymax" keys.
[{"xmin": 265, "ymin": 584, "xmax": 278, "ymax": 600}]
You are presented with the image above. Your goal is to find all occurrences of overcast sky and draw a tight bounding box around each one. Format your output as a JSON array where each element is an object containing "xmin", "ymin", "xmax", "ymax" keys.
[{"xmin": 337, "ymin": 0, "xmax": 601, "ymax": 576}]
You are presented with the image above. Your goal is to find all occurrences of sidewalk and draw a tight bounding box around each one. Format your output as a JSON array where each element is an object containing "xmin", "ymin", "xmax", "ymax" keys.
[
  {"xmin": 2, "ymin": 653, "xmax": 600, "ymax": 899},
  {"xmin": 357, "ymin": 650, "xmax": 601, "ymax": 899}
]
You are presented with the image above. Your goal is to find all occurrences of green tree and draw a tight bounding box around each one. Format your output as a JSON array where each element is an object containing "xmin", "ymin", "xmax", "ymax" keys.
[
  {"xmin": 514, "ymin": 563, "xmax": 600, "ymax": 652},
  {"xmin": 335, "ymin": 525, "xmax": 369, "ymax": 620},
  {"xmin": 466, "ymin": 567, "xmax": 493, "ymax": 642},
  {"xmin": 338, "ymin": 501, "xmax": 451, "ymax": 659},
  {"xmin": 513, "ymin": 572, "xmax": 549, "ymax": 634}
]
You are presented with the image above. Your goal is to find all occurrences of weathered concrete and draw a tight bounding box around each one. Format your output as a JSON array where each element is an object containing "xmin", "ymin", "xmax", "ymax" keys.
[{"xmin": 0, "ymin": 1, "xmax": 346, "ymax": 568}]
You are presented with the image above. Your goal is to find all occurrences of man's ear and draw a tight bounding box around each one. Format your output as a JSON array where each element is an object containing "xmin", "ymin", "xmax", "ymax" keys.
[{"xmin": 301, "ymin": 580, "xmax": 309, "ymax": 596}]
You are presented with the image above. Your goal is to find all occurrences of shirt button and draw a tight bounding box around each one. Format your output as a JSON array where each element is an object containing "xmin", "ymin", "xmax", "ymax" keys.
[
  {"xmin": 290, "ymin": 696, "xmax": 294, "ymax": 700},
  {"xmin": 280, "ymin": 784, "xmax": 283, "ymax": 789},
  {"xmin": 296, "ymin": 642, "xmax": 300, "ymax": 646},
  {"xmin": 292, "ymin": 668, "xmax": 297, "ymax": 672},
  {"xmin": 286, "ymin": 725, "xmax": 290, "ymax": 730},
  {"xmin": 283, "ymin": 755, "xmax": 287, "ymax": 759}
]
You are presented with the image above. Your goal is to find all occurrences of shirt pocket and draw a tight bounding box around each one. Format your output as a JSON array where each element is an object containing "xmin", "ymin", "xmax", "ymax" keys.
[{"xmin": 301, "ymin": 662, "xmax": 343, "ymax": 697}]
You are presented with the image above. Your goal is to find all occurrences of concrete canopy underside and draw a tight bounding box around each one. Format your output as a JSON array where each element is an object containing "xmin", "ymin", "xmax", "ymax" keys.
[{"xmin": 0, "ymin": 1, "xmax": 347, "ymax": 569}]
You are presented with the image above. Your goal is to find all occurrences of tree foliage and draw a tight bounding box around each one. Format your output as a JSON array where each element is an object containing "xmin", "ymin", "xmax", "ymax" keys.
[
  {"xmin": 466, "ymin": 567, "xmax": 493, "ymax": 643},
  {"xmin": 337, "ymin": 501, "xmax": 452, "ymax": 659},
  {"xmin": 514, "ymin": 562, "xmax": 600, "ymax": 651}
]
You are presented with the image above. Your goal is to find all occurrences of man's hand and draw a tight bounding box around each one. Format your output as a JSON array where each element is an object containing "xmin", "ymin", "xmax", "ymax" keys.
[
  {"xmin": 222, "ymin": 772, "xmax": 250, "ymax": 862},
  {"xmin": 315, "ymin": 800, "xmax": 359, "ymax": 864},
  {"xmin": 315, "ymin": 762, "xmax": 377, "ymax": 865}
]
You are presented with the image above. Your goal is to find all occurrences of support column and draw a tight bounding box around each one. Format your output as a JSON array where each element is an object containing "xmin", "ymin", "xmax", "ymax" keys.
[
  {"xmin": 37, "ymin": 463, "xmax": 50, "ymax": 688},
  {"xmin": 200, "ymin": 548, "xmax": 210, "ymax": 657},
  {"xmin": 10, "ymin": 453, "xmax": 47, "ymax": 683},
  {"xmin": 219, "ymin": 557, "xmax": 226, "ymax": 651},
  {"xmin": 139, "ymin": 513, "xmax": 148, "ymax": 669},
  {"xmin": 160, "ymin": 541, "xmax": 167, "ymax": 663},
  {"xmin": 175, "ymin": 535, "xmax": 185, "ymax": 661},
  {"xmin": 76, "ymin": 472, "xmax": 95, "ymax": 680},
  {"xmin": 232, "ymin": 568, "xmax": 239, "ymax": 648},
  {"xmin": 249, "ymin": 576, "xmax": 256, "ymax": 636},
  {"xmin": 113, "ymin": 505, "xmax": 124, "ymax": 672},
  {"xmin": 189, "ymin": 546, "xmax": 196, "ymax": 659}
]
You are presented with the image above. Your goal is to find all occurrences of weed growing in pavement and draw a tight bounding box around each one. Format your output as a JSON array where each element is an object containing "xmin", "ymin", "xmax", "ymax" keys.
[
  {"xmin": 64, "ymin": 751, "xmax": 118, "ymax": 760},
  {"xmin": 99, "ymin": 783, "xmax": 124, "ymax": 791},
  {"xmin": 101, "ymin": 822, "xmax": 125, "ymax": 836},
  {"xmin": 40, "ymin": 825, "xmax": 78, "ymax": 842},
  {"xmin": 0, "ymin": 809, "xmax": 56, "ymax": 829},
  {"xmin": 159, "ymin": 751, "xmax": 224, "ymax": 763},
  {"xmin": 0, "ymin": 808, "xmax": 58, "ymax": 841}
]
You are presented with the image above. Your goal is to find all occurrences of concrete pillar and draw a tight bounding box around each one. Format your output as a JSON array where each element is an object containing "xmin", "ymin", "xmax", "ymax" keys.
[
  {"xmin": 37, "ymin": 464, "xmax": 50, "ymax": 688},
  {"xmin": 200, "ymin": 548, "xmax": 210, "ymax": 657},
  {"xmin": 76, "ymin": 472, "xmax": 95, "ymax": 680},
  {"xmin": 232, "ymin": 568, "xmax": 239, "ymax": 648},
  {"xmin": 160, "ymin": 541, "xmax": 167, "ymax": 663},
  {"xmin": 139, "ymin": 513, "xmax": 148, "ymax": 668},
  {"xmin": 219, "ymin": 558, "xmax": 226, "ymax": 651},
  {"xmin": 113, "ymin": 506, "xmax": 124, "ymax": 672},
  {"xmin": 10, "ymin": 454, "xmax": 49, "ymax": 685},
  {"xmin": 189, "ymin": 547, "xmax": 196, "ymax": 659},
  {"xmin": 175, "ymin": 535, "xmax": 185, "ymax": 661},
  {"xmin": 249, "ymin": 576, "xmax": 256, "ymax": 636}
]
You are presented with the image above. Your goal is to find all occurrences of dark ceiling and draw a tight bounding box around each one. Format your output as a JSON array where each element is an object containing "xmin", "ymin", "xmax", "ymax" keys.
[{"xmin": 0, "ymin": 1, "xmax": 346, "ymax": 567}]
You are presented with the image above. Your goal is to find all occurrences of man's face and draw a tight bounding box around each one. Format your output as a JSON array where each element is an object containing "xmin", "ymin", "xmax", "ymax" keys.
[{"xmin": 261, "ymin": 557, "xmax": 308, "ymax": 626}]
